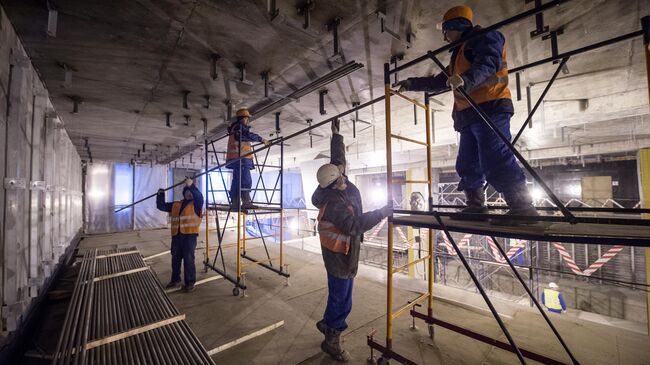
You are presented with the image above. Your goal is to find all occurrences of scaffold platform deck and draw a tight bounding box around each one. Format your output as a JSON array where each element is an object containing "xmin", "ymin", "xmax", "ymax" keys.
[{"xmin": 392, "ymin": 214, "xmax": 650, "ymax": 247}]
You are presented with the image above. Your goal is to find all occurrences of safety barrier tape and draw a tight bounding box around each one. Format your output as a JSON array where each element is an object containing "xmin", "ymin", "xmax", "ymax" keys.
[{"xmin": 551, "ymin": 242, "xmax": 625, "ymax": 276}]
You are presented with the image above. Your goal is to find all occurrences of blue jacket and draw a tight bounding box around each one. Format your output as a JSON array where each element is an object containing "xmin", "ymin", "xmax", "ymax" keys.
[
  {"xmin": 226, "ymin": 120, "xmax": 264, "ymax": 169},
  {"xmin": 406, "ymin": 26, "xmax": 514, "ymax": 131},
  {"xmin": 156, "ymin": 184, "xmax": 204, "ymax": 238},
  {"xmin": 541, "ymin": 290, "xmax": 567, "ymax": 313}
]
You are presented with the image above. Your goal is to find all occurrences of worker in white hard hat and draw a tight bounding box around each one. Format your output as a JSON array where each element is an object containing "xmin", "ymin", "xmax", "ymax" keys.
[
  {"xmin": 541, "ymin": 282, "xmax": 567, "ymax": 314},
  {"xmin": 397, "ymin": 5, "xmax": 538, "ymax": 225},
  {"xmin": 226, "ymin": 108, "xmax": 269, "ymax": 210},
  {"xmin": 311, "ymin": 119, "xmax": 392, "ymax": 362}
]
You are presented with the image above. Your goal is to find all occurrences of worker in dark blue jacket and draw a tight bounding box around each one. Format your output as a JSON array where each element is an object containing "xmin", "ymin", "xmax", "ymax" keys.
[
  {"xmin": 226, "ymin": 108, "xmax": 269, "ymax": 210},
  {"xmin": 397, "ymin": 5, "xmax": 537, "ymax": 225},
  {"xmin": 156, "ymin": 178, "xmax": 204, "ymax": 292}
]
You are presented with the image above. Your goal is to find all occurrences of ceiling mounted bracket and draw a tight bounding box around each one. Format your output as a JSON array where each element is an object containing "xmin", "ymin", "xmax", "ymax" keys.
[
  {"xmin": 326, "ymin": 17, "xmax": 342, "ymax": 58},
  {"xmin": 165, "ymin": 112, "xmax": 172, "ymax": 128},
  {"xmin": 46, "ymin": 0, "xmax": 58, "ymax": 37},
  {"xmin": 225, "ymin": 99, "xmax": 232, "ymax": 120},
  {"xmin": 351, "ymin": 101, "xmax": 360, "ymax": 138},
  {"xmin": 527, "ymin": 0, "xmax": 549, "ymax": 38},
  {"xmin": 210, "ymin": 54, "xmax": 221, "ymax": 80},
  {"xmin": 307, "ymin": 119, "xmax": 313, "ymax": 148},
  {"xmin": 261, "ymin": 71, "xmax": 270, "ymax": 97},
  {"xmin": 184, "ymin": 114, "xmax": 191, "ymax": 126},
  {"xmin": 69, "ymin": 96, "xmax": 83, "ymax": 114},
  {"xmin": 275, "ymin": 112, "xmax": 281, "ymax": 135},
  {"xmin": 234, "ymin": 63, "xmax": 254, "ymax": 86},
  {"xmin": 319, "ymin": 89, "xmax": 328, "ymax": 115},
  {"xmin": 204, "ymin": 95, "xmax": 210, "ymax": 109},
  {"xmin": 267, "ymin": 0, "xmax": 279, "ymax": 20},
  {"xmin": 390, "ymin": 53, "xmax": 404, "ymax": 87},
  {"xmin": 182, "ymin": 90, "xmax": 191, "ymax": 109},
  {"xmin": 376, "ymin": 11, "xmax": 412, "ymax": 48},
  {"xmin": 297, "ymin": 0, "xmax": 315, "ymax": 29}
]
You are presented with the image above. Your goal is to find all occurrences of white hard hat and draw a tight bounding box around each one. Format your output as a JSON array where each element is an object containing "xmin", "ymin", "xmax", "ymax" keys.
[
  {"xmin": 549, "ymin": 282, "xmax": 559, "ymax": 289},
  {"xmin": 317, "ymin": 163, "xmax": 341, "ymax": 188}
]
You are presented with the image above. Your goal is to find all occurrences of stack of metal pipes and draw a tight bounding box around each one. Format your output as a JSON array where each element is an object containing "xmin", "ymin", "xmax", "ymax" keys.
[{"xmin": 52, "ymin": 248, "xmax": 214, "ymax": 365}]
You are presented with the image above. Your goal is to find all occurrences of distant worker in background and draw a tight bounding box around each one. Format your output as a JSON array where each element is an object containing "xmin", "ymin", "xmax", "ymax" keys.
[
  {"xmin": 542, "ymin": 282, "xmax": 567, "ymax": 314},
  {"xmin": 311, "ymin": 119, "xmax": 392, "ymax": 362},
  {"xmin": 226, "ymin": 108, "xmax": 269, "ymax": 210},
  {"xmin": 396, "ymin": 5, "xmax": 537, "ymax": 224},
  {"xmin": 156, "ymin": 178, "xmax": 204, "ymax": 292}
]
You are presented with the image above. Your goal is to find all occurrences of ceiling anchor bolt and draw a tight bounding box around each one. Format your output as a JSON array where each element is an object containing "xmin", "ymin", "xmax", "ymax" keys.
[
  {"xmin": 319, "ymin": 89, "xmax": 328, "ymax": 115},
  {"xmin": 165, "ymin": 112, "xmax": 172, "ymax": 128},
  {"xmin": 182, "ymin": 90, "xmax": 191, "ymax": 109},
  {"xmin": 210, "ymin": 54, "xmax": 220, "ymax": 80},
  {"xmin": 297, "ymin": 0, "xmax": 315, "ymax": 29}
]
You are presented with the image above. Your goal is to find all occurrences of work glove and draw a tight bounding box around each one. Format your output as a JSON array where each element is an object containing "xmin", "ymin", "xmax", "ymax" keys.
[
  {"xmin": 157, "ymin": 188, "xmax": 165, "ymax": 194},
  {"xmin": 395, "ymin": 79, "xmax": 411, "ymax": 92},
  {"xmin": 446, "ymin": 74, "xmax": 464, "ymax": 90},
  {"xmin": 379, "ymin": 204, "xmax": 393, "ymax": 218},
  {"xmin": 331, "ymin": 119, "xmax": 340, "ymax": 135},
  {"xmin": 262, "ymin": 139, "xmax": 271, "ymax": 146},
  {"xmin": 184, "ymin": 178, "xmax": 193, "ymax": 186}
]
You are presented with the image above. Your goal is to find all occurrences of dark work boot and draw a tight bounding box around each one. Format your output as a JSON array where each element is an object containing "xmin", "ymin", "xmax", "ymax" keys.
[
  {"xmin": 241, "ymin": 191, "xmax": 259, "ymax": 210},
  {"xmin": 491, "ymin": 184, "xmax": 539, "ymax": 226},
  {"xmin": 451, "ymin": 187, "xmax": 488, "ymax": 220},
  {"xmin": 321, "ymin": 328, "xmax": 351, "ymax": 362},
  {"xmin": 229, "ymin": 198, "xmax": 241, "ymax": 211},
  {"xmin": 316, "ymin": 319, "xmax": 328, "ymax": 335}
]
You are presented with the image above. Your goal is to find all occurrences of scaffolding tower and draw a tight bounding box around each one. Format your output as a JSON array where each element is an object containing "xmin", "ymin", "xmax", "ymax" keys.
[
  {"xmin": 368, "ymin": 1, "xmax": 650, "ymax": 364},
  {"xmin": 202, "ymin": 131, "xmax": 289, "ymax": 297}
]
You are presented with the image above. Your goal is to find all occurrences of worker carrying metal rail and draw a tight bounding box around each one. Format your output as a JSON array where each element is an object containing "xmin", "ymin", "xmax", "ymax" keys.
[
  {"xmin": 156, "ymin": 178, "xmax": 204, "ymax": 292},
  {"xmin": 397, "ymin": 5, "xmax": 538, "ymax": 225},
  {"xmin": 226, "ymin": 108, "xmax": 270, "ymax": 210},
  {"xmin": 542, "ymin": 282, "xmax": 567, "ymax": 314},
  {"xmin": 311, "ymin": 119, "xmax": 392, "ymax": 362}
]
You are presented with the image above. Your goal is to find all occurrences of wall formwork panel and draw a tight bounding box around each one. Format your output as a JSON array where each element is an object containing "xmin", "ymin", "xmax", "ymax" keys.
[{"xmin": 0, "ymin": 5, "xmax": 83, "ymax": 334}]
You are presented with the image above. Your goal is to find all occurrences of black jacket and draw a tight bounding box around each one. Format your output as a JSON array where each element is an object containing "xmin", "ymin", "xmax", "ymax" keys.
[{"xmin": 311, "ymin": 133, "xmax": 385, "ymax": 279}]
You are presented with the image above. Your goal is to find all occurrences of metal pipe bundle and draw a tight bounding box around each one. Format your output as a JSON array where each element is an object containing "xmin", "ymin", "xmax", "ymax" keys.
[{"xmin": 52, "ymin": 248, "xmax": 214, "ymax": 365}]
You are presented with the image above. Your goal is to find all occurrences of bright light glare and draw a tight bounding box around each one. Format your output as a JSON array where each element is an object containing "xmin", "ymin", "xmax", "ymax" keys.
[
  {"xmin": 532, "ymin": 188, "xmax": 543, "ymax": 200},
  {"xmin": 569, "ymin": 184, "xmax": 581, "ymax": 196},
  {"xmin": 87, "ymin": 189, "xmax": 105, "ymax": 200},
  {"xmin": 371, "ymin": 187, "xmax": 386, "ymax": 204},
  {"xmin": 91, "ymin": 165, "xmax": 109, "ymax": 175},
  {"xmin": 289, "ymin": 219, "xmax": 299, "ymax": 231}
]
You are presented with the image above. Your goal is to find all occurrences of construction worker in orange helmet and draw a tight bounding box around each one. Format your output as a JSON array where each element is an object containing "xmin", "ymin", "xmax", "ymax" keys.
[
  {"xmin": 397, "ymin": 5, "xmax": 538, "ymax": 225},
  {"xmin": 225, "ymin": 108, "xmax": 269, "ymax": 210}
]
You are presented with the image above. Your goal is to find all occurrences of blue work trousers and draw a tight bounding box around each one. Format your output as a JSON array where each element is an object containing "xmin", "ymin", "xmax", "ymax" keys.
[
  {"xmin": 229, "ymin": 161, "xmax": 253, "ymax": 203},
  {"xmin": 323, "ymin": 273, "xmax": 354, "ymax": 332},
  {"xmin": 456, "ymin": 113, "xmax": 525, "ymax": 192},
  {"xmin": 170, "ymin": 234, "xmax": 197, "ymax": 286}
]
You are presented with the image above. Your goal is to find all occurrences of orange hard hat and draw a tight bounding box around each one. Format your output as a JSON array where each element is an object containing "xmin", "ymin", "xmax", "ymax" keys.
[
  {"xmin": 443, "ymin": 5, "xmax": 473, "ymax": 23},
  {"xmin": 236, "ymin": 108, "xmax": 251, "ymax": 118}
]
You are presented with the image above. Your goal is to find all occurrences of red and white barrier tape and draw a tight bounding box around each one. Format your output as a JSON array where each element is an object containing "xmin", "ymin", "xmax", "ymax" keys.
[{"xmin": 552, "ymin": 242, "xmax": 625, "ymax": 276}]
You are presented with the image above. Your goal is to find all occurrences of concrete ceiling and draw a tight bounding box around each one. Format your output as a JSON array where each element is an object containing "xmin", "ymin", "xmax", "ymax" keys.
[{"xmin": 1, "ymin": 0, "xmax": 648, "ymax": 170}]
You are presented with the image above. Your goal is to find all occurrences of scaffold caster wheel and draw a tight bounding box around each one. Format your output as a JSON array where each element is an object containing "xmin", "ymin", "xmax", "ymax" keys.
[
  {"xmin": 232, "ymin": 287, "xmax": 240, "ymax": 296},
  {"xmin": 377, "ymin": 356, "xmax": 390, "ymax": 365},
  {"xmin": 428, "ymin": 324, "xmax": 435, "ymax": 339}
]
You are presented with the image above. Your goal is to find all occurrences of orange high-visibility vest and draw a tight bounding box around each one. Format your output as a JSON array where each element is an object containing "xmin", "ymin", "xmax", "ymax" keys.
[
  {"xmin": 226, "ymin": 129, "xmax": 254, "ymax": 162},
  {"xmin": 170, "ymin": 201, "xmax": 202, "ymax": 236},
  {"xmin": 450, "ymin": 41, "xmax": 511, "ymax": 112},
  {"xmin": 317, "ymin": 203, "xmax": 353, "ymax": 255}
]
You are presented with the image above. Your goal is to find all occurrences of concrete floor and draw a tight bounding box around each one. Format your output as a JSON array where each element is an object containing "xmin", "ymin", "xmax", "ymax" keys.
[{"xmin": 25, "ymin": 228, "xmax": 650, "ymax": 364}]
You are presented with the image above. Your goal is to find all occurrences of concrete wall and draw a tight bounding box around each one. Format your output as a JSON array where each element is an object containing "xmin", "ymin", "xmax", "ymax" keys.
[{"xmin": 0, "ymin": 4, "xmax": 82, "ymax": 335}]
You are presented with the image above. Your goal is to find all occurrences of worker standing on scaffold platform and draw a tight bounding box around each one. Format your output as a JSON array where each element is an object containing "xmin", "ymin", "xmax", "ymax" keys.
[
  {"xmin": 312, "ymin": 119, "xmax": 392, "ymax": 362},
  {"xmin": 156, "ymin": 178, "xmax": 204, "ymax": 292},
  {"xmin": 226, "ymin": 108, "xmax": 269, "ymax": 210},
  {"xmin": 397, "ymin": 5, "xmax": 538, "ymax": 225},
  {"xmin": 542, "ymin": 282, "xmax": 567, "ymax": 314}
]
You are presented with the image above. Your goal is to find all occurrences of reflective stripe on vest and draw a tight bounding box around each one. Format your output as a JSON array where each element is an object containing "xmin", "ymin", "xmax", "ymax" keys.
[
  {"xmin": 226, "ymin": 133, "xmax": 254, "ymax": 162},
  {"xmin": 317, "ymin": 203, "xmax": 353, "ymax": 255},
  {"xmin": 451, "ymin": 42, "xmax": 511, "ymax": 112},
  {"xmin": 543, "ymin": 289, "xmax": 562, "ymax": 311},
  {"xmin": 170, "ymin": 201, "xmax": 202, "ymax": 236}
]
